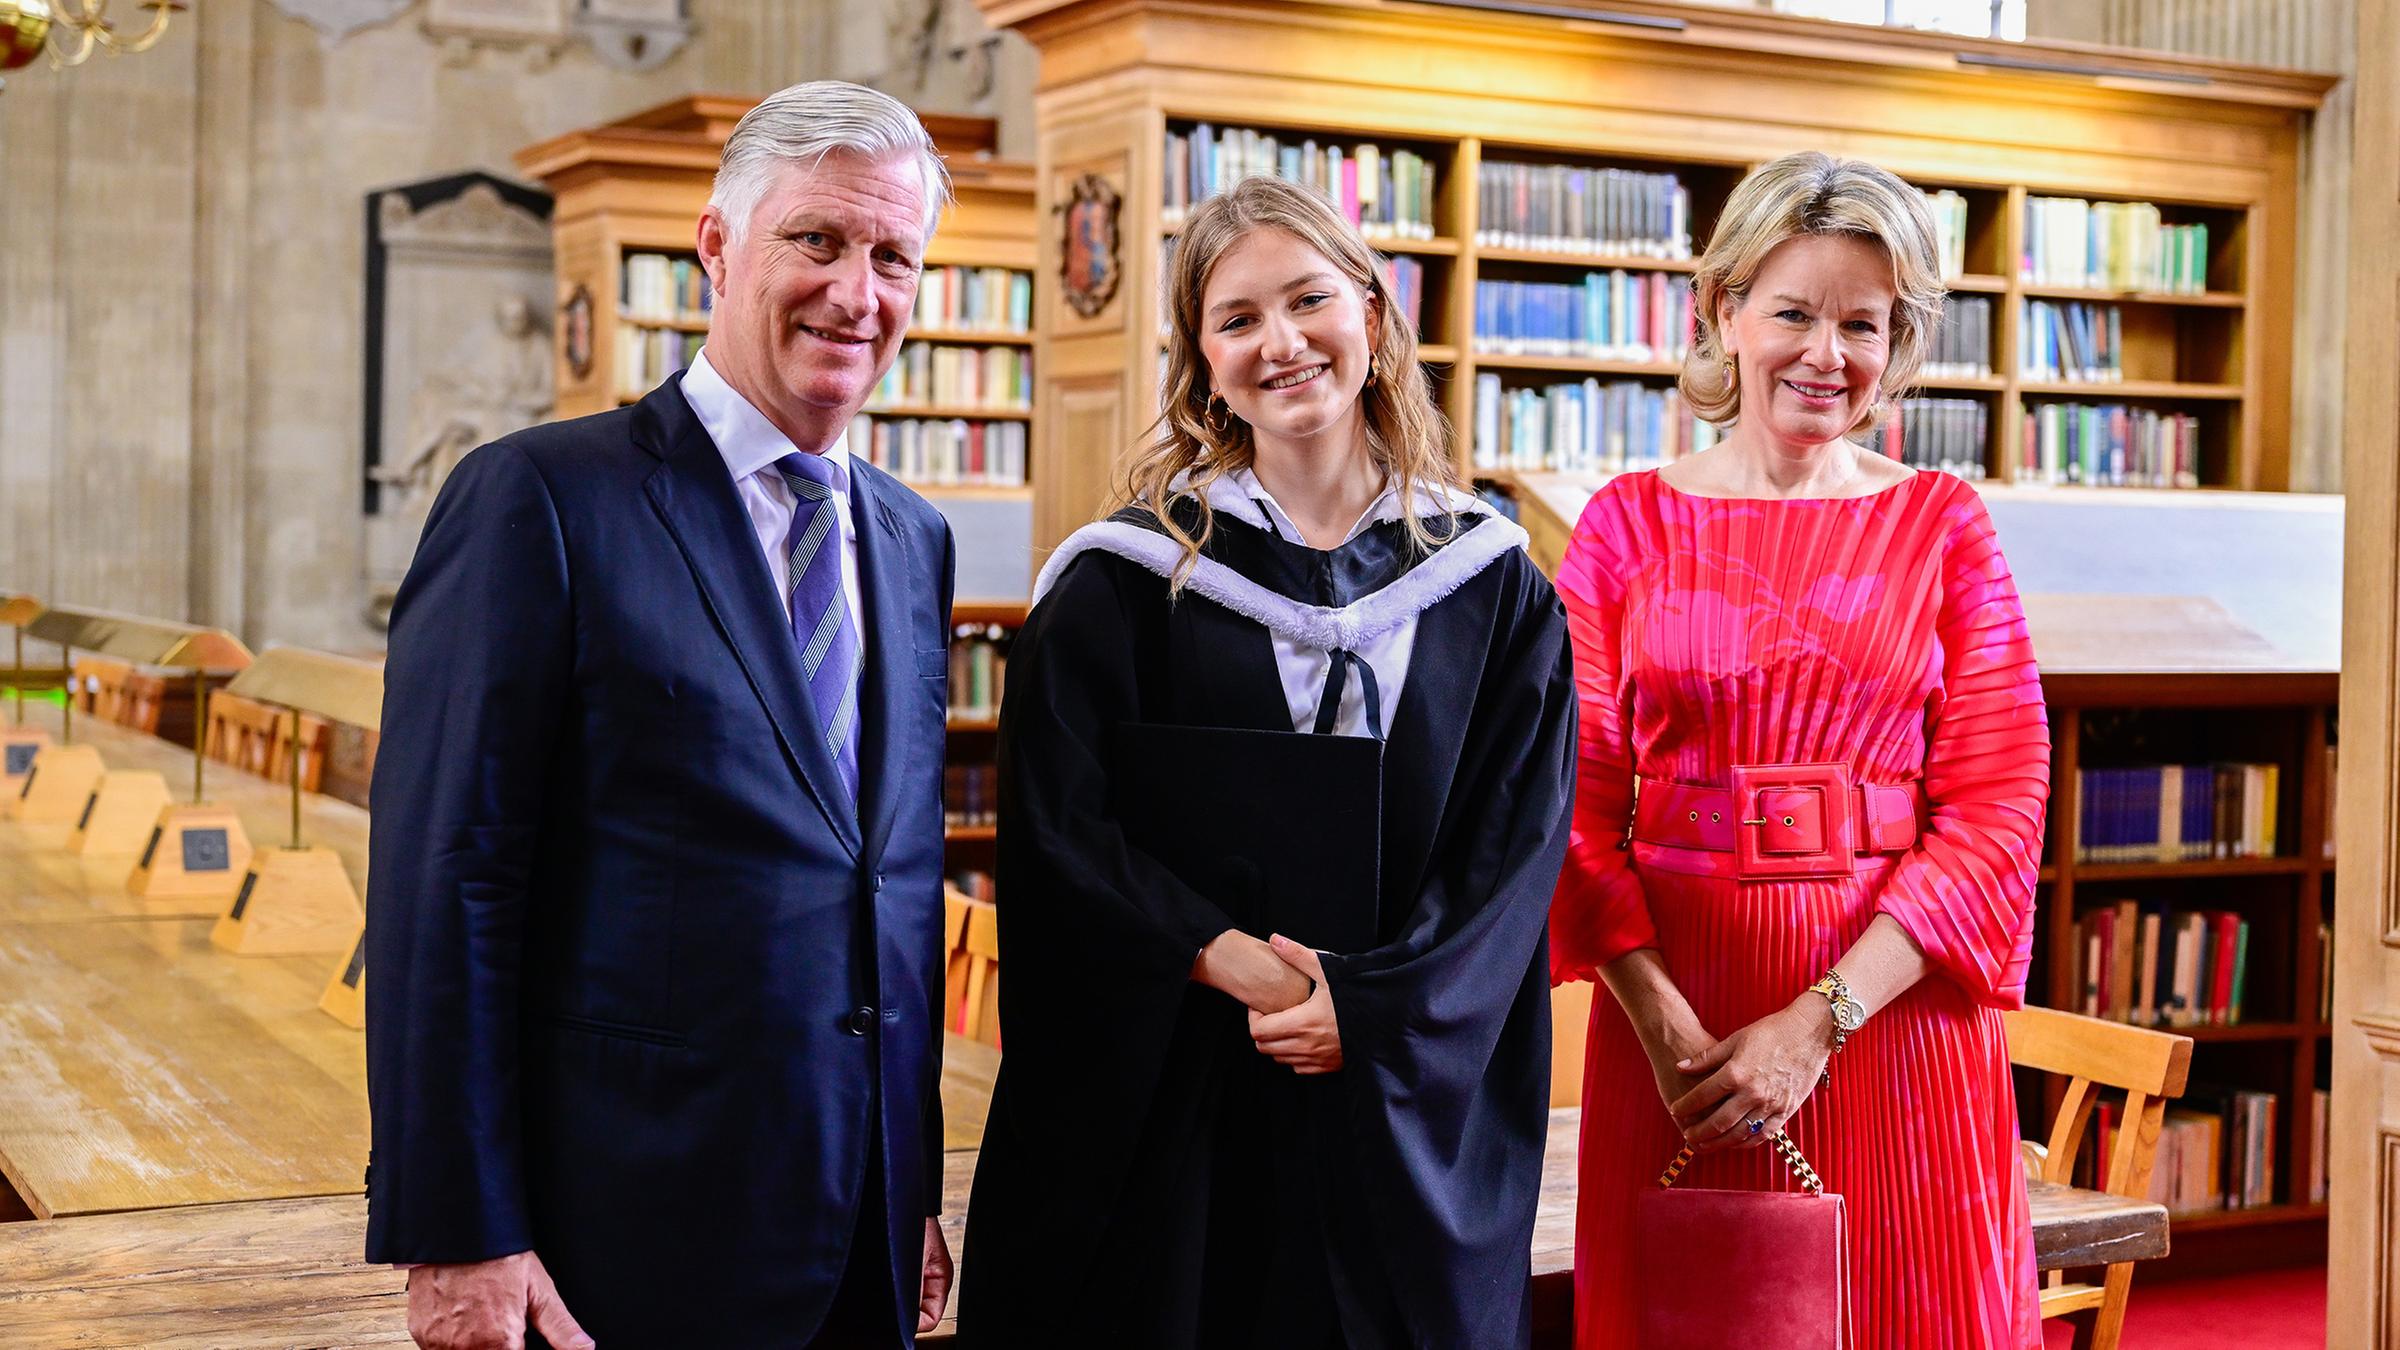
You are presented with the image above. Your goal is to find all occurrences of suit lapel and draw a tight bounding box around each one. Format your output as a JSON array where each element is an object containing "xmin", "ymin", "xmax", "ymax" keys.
[
  {"xmin": 850, "ymin": 465, "xmax": 918, "ymax": 868},
  {"xmin": 635, "ymin": 382, "xmax": 863, "ymax": 858}
]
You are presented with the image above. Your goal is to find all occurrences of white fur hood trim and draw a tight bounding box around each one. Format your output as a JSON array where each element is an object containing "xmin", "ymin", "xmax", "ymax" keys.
[{"xmin": 1032, "ymin": 509, "xmax": 1530, "ymax": 652}]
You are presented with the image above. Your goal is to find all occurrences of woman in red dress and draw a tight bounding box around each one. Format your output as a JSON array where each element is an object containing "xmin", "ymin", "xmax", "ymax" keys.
[{"xmin": 1552, "ymin": 151, "xmax": 2050, "ymax": 1348}]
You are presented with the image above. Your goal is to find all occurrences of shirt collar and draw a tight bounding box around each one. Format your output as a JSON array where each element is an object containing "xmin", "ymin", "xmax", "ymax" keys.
[
  {"xmin": 681, "ymin": 346, "xmax": 852, "ymax": 490},
  {"xmin": 1230, "ymin": 466, "xmax": 1407, "ymax": 546}
]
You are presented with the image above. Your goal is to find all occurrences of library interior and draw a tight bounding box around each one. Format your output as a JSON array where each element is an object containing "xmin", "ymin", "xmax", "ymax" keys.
[{"xmin": 0, "ymin": 0, "xmax": 2393, "ymax": 1345}]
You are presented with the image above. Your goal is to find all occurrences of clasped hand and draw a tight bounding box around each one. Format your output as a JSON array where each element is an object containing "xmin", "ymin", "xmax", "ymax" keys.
[
  {"xmin": 1247, "ymin": 934, "xmax": 1343, "ymax": 1074},
  {"xmin": 1667, "ymin": 997, "xmax": 1836, "ymax": 1152}
]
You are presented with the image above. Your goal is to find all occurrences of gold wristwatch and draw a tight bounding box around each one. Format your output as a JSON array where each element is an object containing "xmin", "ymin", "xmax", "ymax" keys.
[{"xmin": 1807, "ymin": 969, "xmax": 1866, "ymax": 1087}]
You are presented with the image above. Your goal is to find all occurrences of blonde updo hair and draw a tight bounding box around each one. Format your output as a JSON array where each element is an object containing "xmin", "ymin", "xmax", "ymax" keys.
[
  {"xmin": 1679, "ymin": 151, "xmax": 1946, "ymax": 432},
  {"xmin": 1118, "ymin": 176, "xmax": 1458, "ymax": 589}
]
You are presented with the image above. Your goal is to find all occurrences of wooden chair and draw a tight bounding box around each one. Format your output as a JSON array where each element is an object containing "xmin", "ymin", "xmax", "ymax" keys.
[
  {"xmin": 268, "ymin": 712, "xmax": 330, "ymax": 792},
  {"xmin": 206, "ymin": 691, "xmax": 253, "ymax": 766},
  {"xmin": 2004, "ymin": 1004, "xmax": 2194, "ymax": 1350},
  {"xmin": 943, "ymin": 887, "xmax": 972, "ymax": 1034},
  {"xmin": 957, "ymin": 898, "xmax": 1001, "ymax": 1047},
  {"xmin": 1550, "ymin": 980, "xmax": 1594, "ymax": 1108},
  {"xmin": 120, "ymin": 671, "xmax": 165, "ymax": 734}
]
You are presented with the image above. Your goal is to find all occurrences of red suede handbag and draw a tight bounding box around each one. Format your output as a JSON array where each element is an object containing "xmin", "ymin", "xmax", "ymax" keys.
[{"xmin": 1632, "ymin": 1132, "xmax": 1851, "ymax": 1349}]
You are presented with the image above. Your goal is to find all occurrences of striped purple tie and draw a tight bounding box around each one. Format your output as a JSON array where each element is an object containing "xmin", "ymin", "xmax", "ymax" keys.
[{"xmin": 774, "ymin": 451, "xmax": 860, "ymax": 809}]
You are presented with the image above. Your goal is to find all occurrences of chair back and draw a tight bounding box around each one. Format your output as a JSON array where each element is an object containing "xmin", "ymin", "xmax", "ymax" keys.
[
  {"xmin": 958, "ymin": 899, "xmax": 1001, "ymax": 1047},
  {"xmin": 2003, "ymin": 1005, "xmax": 2193, "ymax": 1199}
]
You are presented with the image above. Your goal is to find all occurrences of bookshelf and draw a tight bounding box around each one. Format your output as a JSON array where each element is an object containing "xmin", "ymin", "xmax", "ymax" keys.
[
  {"xmin": 975, "ymin": 0, "xmax": 2330, "ymax": 552},
  {"xmin": 2033, "ymin": 665, "xmax": 2337, "ymax": 1279},
  {"xmin": 944, "ymin": 601, "xmax": 1024, "ymax": 891},
  {"xmin": 517, "ymin": 96, "xmax": 1042, "ymax": 505}
]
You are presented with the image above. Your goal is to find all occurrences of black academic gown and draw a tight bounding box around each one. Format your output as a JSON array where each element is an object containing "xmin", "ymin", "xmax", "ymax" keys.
[{"xmin": 959, "ymin": 501, "xmax": 1576, "ymax": 1350}]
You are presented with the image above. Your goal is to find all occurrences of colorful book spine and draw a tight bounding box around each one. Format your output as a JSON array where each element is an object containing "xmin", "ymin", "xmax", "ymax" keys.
[
  {"xmin": 1472, "ymin": 273, "xmax": 1693, "ymax": 362},
  {"xmin": 847, "ymin": 415, "xmax": 1029, "ymax": 489},
  {"xmin": 1470, "ymin": 373, "xmax": 1721, "ymax": 473},
  {"xmin": 2018, "ymin": 403, "xmax": 2201, "ymax": 489},
  {"xmin": 1163, "ymin": 122, "xmax": 1438, "ymax": 239},
  {"xmin": 1474, "ymin": 161, "xmax": 1693, "ymax": 259}
]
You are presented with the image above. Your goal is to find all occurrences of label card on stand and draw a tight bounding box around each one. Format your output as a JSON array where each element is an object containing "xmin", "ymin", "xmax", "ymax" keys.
[
  {"xmin": 320, "ymin": 927, "xmax": 367, "ymax": 1028},
  {"xmin": 8, "ymin": 744, "xmax": 107, "ymax": 824},
  {"xmin": 211, "ymin": 847, "xmax": 362, "ymax": 956},
  {"xmin": 2, "ymin": 729, "xmax": 49, "ymax": 795},
  {"xmin": 68, "ymin": 770, "xmax": 173, "ymax": 856},
  {"xmin": 126, "ymin": 804, "xmax": 253, "ymax": 907}
]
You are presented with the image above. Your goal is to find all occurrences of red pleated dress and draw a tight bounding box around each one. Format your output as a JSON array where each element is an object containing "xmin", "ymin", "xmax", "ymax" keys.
[{"xmin": 1550, "ymin": 468, "xmax": 2049, "ymax": 1349}]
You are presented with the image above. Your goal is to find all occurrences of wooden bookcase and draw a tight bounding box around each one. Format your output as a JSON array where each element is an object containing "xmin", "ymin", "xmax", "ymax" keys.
[
  {"xmin": 976, "ymin": 0, "xmax": 2331, "ymax": 552},
  {"xmin": 517, "ymin": 96, "xmax": 1041, "ymax": 505},
  {"xmin": 2036, "ymin": 667, "xmax": 2337, "ymax": 1278},
  {"xmin": 943, "ymin": 601, "xmax": 1026, "ymax": 884}
]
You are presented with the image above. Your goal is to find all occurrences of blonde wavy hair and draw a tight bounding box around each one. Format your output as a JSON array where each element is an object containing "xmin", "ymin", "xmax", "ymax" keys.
[
  {"xmin": 1117, "ymin": 176, "xmax": 1460, "ymax": 589},
  {"xmin": 1679, "ymin": 151, "xmax": 1946, "ymax": 433}
]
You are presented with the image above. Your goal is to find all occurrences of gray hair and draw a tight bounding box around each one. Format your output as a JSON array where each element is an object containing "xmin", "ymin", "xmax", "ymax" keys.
[{"xmin": 708, "ymin": 81, "xmax": 953, "ymax": 246}]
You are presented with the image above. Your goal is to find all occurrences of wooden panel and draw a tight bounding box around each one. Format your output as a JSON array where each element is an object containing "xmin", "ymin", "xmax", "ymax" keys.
[
  {"xmin": 2335, "ymin": 1, "xmax": 2400, "ymax": 1336},
  {"xmin": 1038, "ymin": 374, "xmax": 1132, "ymax": 556}
]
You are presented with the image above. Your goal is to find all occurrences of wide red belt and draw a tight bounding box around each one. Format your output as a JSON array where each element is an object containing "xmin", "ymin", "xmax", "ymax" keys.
[{"xmin": 1632, "ymin": 763, "xmax": 1926, "ymax": 881}]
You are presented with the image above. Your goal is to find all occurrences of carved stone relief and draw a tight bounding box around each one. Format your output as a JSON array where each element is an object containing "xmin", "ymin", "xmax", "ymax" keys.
[{"xmin": 362, "ymin": 176, "xmax": 555, "ymax": 630}]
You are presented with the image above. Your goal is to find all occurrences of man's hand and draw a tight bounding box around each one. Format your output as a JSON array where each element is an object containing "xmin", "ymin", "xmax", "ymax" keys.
[
  {"xmin": 406, "ymin": 1250, "xmax": 594, "ymax": 1350},
  {"xmin": 919, "ymin": 1216, "xmax": 955, "ymax": 1333},
  {"xmin": 1248, "ymin": 935, "xmax": 1343, "ymax": 1074}
]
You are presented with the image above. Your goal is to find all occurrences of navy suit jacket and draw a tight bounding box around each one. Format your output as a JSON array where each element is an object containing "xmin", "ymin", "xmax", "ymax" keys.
[{"xmin": 364, "ymin": 376, "xmax": 956, "ymax": 1346}]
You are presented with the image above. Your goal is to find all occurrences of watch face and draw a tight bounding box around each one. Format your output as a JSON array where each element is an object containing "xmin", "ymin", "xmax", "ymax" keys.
[{"xmin": 1833, "ymin": 999, "xmax": 1867, "ymax": 1032}]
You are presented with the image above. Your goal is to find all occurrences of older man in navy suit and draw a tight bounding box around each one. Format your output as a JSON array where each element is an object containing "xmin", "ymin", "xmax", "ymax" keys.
[{"xmin": 365, "ymin": 82, "xmax": 959, "ymax": 1349}]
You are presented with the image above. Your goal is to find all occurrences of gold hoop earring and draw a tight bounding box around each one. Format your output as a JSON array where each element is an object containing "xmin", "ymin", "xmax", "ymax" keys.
[
  {"xmin": 1365, "ymin": 358, "xmax": 1380, "ymax": 390},
  {"xmin": 1205, "ymin": 393, "xmax": 1232, "ymax": 437}
]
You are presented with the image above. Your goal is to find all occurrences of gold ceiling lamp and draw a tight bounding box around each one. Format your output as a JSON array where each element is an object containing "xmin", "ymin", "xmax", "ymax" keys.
[{"xmin": 0, "ymin": 1, "xmax": 188, "ymax": 93}]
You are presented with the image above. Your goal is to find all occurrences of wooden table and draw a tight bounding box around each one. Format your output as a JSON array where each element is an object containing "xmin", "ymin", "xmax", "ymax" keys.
[
  {"xmin": 0, "ymin": 1101, "xmax": 2168, "ymax": 1347},
  {"xmin": 0, "ymin": 916, "xmax": 367, "ymax": 1219},
  {"xmin": 0, "ymin": 704, "xmax": 369, "ymax": 924}
]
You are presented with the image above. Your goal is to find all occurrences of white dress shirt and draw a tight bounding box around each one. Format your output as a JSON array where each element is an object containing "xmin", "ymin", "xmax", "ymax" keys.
[
  {"xmin": 1229, "ymin": 467, "xmax": 1423, "ymax": 739},
  {"xmin": 680, "ymin": 348, "xmax": 864, "ymax": 646}
]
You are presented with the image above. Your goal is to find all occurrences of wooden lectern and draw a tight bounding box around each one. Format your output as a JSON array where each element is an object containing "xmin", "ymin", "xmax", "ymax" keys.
[{"xmin": 206, "ymin": 647, "xmax": 380, "ymax": 964}]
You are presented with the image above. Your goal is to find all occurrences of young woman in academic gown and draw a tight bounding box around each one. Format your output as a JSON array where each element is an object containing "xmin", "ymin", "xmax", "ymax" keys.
[{"xmin": 958, "ymin": 176, "xmax": 1576, "ymax": 1349}]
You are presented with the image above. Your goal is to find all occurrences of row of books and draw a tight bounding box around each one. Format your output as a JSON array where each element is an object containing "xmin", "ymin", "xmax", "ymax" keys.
[
  {"xmin": 1472, "ymin": 162, "xmax": 1692, "ymax": 259},
  {"xmin": 1470, "ymin": 273, "xmax": 1694, "ymax": 362},
  {"xmin": 848, "ymin": 416, "xmax": 1029, "ymax": 489},
  {"xmin": 949, "ymin": 624, "xmax": 1011, "ymax": 722},
  {"xmin": 2073, "ymin": 902, "xmax": 2252, "ymax": 1028},
  {"xmin": 1469, "ymin": 374, "xmax": 1723, "ymax": 473},
  {"xmin": 2017, "ymin": 403, "xmax": 2202, "ymax": 489},
  {"xmin": 2020, "ymin": 300, "xmax": 2127, "ymax": 383},
  {"xmin": 1862, "ymin": 398, "xmax": 1990, "ymax": 480},
  {"xmin": 914, "ymin": 266, "xmax": 1033, "ymax": 335},
  {"xmin": 620, "ymin": 252, "xmax": 710, "ymax": 325},
  {"xmin": 945, "ymin": 764, "xmax": 996, "ymax": 828},
  {"xmin": 2075, "ymin": 763, "xmax": 2282, "ymax": 863},
  {"xmin": 1924, "ymin": 188, "xmax": 1971, "ymax": 282},
  {"xmin": 870, "ymin": 342, "xmax": 1034, "ymax": 412},
  {"xmin": 1379, "ymin": 255, "xmax": 1427, "ymax": 342},
  {"xmin": 1162, "ymin": 123, "xmax": 1440, "ymax": 240},
  {"xmin": 2097, "ymin": 1089, "xmax": 2282, "ymax": 1214},
  {"xmin": 2022, "ymin": 197, "xmax": 2214, "ymax": 294},
  {"xmin": 616, "ymin": 324, "xmax": 703, "ymax": 401},
  {"xmin": 1922, "ymin": 294, "xmax": 1995, "ymax": 379}
]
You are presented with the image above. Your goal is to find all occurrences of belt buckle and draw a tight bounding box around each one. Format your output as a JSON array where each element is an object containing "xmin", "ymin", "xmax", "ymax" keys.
[{"xmin": 1730, "ymin": 762, "xmax": 1855, "ymax": 881}]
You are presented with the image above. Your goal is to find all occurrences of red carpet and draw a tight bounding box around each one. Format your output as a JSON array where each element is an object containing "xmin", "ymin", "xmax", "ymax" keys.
[{"xmin": 2041, "ymin": 1266, "xmax": 2325, "ymax": 1349}]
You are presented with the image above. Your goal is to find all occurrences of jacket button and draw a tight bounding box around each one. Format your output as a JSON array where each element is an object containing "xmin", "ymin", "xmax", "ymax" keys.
[
  {"xmin": 873, "ymin": 871, "xmax": 885, "ymax": 893},
  {"xmin": 847, "ymin": 1006, "xmax": 877, "ymax": 1035}
]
